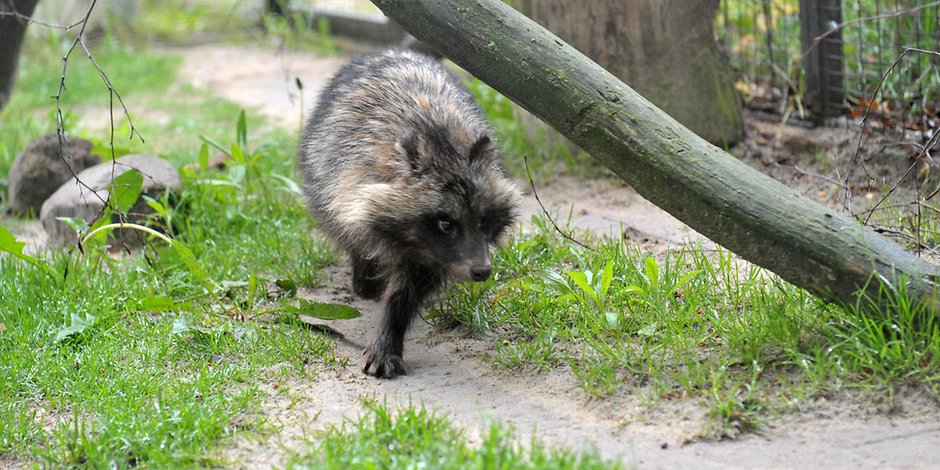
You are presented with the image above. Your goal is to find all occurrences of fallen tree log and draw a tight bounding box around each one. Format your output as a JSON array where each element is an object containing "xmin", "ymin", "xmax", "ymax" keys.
[{"xmin": 371, "ymin": 0, "xmax": 940, "ymax": 313}]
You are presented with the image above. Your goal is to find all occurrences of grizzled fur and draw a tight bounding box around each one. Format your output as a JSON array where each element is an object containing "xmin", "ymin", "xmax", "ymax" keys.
[{"xmin": 298, "ymin": 50, "xmax": 520, "ymax": 378}]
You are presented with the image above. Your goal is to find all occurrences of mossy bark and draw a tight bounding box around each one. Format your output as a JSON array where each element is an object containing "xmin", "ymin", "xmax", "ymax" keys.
[{"xmin": 371, "ymin": 0, "xmax": 940, "ymax": 312}]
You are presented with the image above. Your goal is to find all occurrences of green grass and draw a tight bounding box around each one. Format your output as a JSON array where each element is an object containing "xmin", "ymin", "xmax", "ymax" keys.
[
  {"xmin": 0, "ymin": 236, "xmax": 337, "ymax": 466},
  {"xmin": 431, "ymin": 220, "xmax": 940, "ymax": 437},
  {"xmin": 129, "ymin": 0, "xmax": 255, "ymax": 42},
  {"xmin": 287, "ymin": 400, "xmax": 617, "ymax": 469},
  {"xmin": 0, "ymin": 24, "xmax": 342, "ymax": 466}
]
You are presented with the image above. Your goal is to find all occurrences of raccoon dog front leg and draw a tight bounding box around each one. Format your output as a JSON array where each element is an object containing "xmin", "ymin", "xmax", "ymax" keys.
[
  {"xmin": 362, "ymin": 263, "xmax": 441, "ymax": 378},
  {"xmin": 351, "ymin": 254, "xmax": 385, "ymax": 301}
]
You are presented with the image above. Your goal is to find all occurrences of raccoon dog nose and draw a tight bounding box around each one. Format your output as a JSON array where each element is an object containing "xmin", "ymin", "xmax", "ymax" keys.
[{"xmin": 469, "ymin": 265, "xmax": 492, "ymax": 282}]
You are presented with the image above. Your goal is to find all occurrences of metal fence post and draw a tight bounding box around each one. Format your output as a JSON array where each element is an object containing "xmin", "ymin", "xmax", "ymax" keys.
[{"xmin": 799, "ymin": 0, "xmax": 846, "ymax": 123}]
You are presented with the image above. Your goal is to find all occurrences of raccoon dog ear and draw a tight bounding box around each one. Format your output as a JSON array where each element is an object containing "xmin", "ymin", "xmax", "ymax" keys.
[
  {"xmin": 468, "ymin": 135, "xmax": 491, "ymax": 164},
  {"xmin": 396, "ymin": 130, "xmax": 421, "ymax": 174}
]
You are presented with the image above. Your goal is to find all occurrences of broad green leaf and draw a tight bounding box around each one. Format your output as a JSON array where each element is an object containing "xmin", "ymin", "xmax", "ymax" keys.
[
  {"xmin": 565, "ymin": 270, "xmax": 592, "ymax": 294},
  {"xmin": 56, "ymin": 217, "xmax": 89, "ymax": 235},
  {"xmin": 87, "ymin": 213, "xmax": 113, "ymax": 243},
  {"xmin": 292, "ymin": 300, "xmax": 361, "ymax": 320},
  {"xmin": 275, "ymin": 278, "xmax": 298, "ymax": 296},
  {"xmin": 543, "ymin": 271, "xmax": 568, "ymax": 289},
  {"xmin": 198, "ymin": 179, "xmax": 241, "ymax": 189},
  {"xmin": 604, "ymin": 310, "xmax": 620, "ymax": 329},
  {"xmin": 171, "ymin": 241, "xmax": 220, "ymax": 293},
  {"xmin": 236, "ymin": 109, "xmax": 248, "ymax": 150},
  {"xmin": 199, "ymin": 135, "xmax": 230, "ymax": 157},
  {"xmin": 131, "ymin": 295, "xmax": 176, "ymax": 312},
  {"xmin": 171, "ymin": 316, "xmax": 214, "ymax": 335},
  {"xmin": 565, "ymin": 270, "xmax": 597, "ymax": 305},
  {"xmin": 54, "ymin": 313, "xmax": 95, "ymax": 344},
  {"xmin": 271, "ymin": 173, "xmax": 302, "ymax": 195},
  {"xmin": 637, "ymin": 322, "xmax": 659, "ymax": 338},
  {"xmin": 220, "ymin": 280, "xmax": 250, "ymax": 289},
  {"xmin": 0, "ymin": 225, "xmax": 56, "ymax": 277},
  {"xmin": 110, "ymin": 169, "xmax": 144, "ymax": 213},
  {"xmin": 600, "ymin": 261, "xmax": 614, "ymax": 298},
  {"xmin": 231, "ymin": 143, "xmax": 246, "ymax": 165},
  {"xmin": 623, "ymin": 285, "xmax": 646, "ymax": 295},
  {"xmin": 171, "ymin": 317, "xmax": 189, "ymax": 335},
  {"xmin": 0, "ymin": 224, "xmax": 29, "ymax": 259},
  {"xmin": 228, "ymin": 164, "xmax": 246, "ymax": 184},
  {"xmin": 143, "ymin": 195, "xmax": 166, "ymax": 215},
  {"xmin": 675, "ymin": 270, "xmax": 702, "ymax": 289},
  {"xmin": 643, "ymin": 257, "xmax": 659, "ymax": 284},
  {"xmin": 198, "ymin": 142, "xmax": 210, "ymax": 171}
]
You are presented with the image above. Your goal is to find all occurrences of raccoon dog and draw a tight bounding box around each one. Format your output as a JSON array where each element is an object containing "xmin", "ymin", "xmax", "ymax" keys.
[{"xmin": 299, "ymin": 50, "xmax": 521, "ymax": 378}]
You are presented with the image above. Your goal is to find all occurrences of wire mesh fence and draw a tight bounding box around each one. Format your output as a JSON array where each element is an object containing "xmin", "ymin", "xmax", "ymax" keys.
[{"xmin": 717, "ymin": 0, "xmax": 939, "ymax": 133}]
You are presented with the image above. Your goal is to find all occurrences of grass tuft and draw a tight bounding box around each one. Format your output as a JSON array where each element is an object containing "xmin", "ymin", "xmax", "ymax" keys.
[{"xmin": 287, "ymin": 400, "xmax": 617, "ymax": 470}]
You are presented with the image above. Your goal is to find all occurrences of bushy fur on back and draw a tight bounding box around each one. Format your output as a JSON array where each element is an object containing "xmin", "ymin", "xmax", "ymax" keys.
[{"xmin": 299, "ymin": 49, "xmax": 520, "ymax": 378}]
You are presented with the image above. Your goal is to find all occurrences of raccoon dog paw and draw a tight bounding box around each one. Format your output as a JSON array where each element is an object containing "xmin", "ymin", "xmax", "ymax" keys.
[{"xmin": 362, "ymin": 347, "xmax": 408, "ymax": 378}]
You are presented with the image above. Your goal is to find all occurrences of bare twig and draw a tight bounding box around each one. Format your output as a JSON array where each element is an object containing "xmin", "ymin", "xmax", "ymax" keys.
[
  {"xmin": 860, "ymin": 114, "xmax": 940, "ymax": 225},
  {"xmin": 843, "ymin": 46, "xmax": 939, "ymax": 216},
  {"xmin": 871, "ymin": 225, "xmax": 938, "ymax": 255},
  {"xmin": 53, "ymin": 0, "xmax": 109, "ymax": 208},
  {"xmin": 5, "ymin": 0, "xmax": 153, "ymax": 253},
  {"xmin": 44, "ymin": 0, "xmax": 146, "ymax": 242},
  {"xmin": 522, "ymin": 156, "xmax": 595, "ymax": 252},
  {"xmin": 792, "ymin": 164, "xmax": 851, "ymax": 191},
  {"xmin": 0, "ymin": 1, "xmax": 85, "ymax": 29}
]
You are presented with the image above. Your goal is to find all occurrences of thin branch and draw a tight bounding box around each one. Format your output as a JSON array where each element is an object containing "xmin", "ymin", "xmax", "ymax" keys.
[
  {"xmin": 43, "ymin": 0, "xmax": 146, "ymax": 245},
  {"xmin": 54, "ymin": 0, "xmax": 109, "ymax": 208},
  {"xmin": 792, "ymin": 164, "xmax": 848, "ymax": 188},
  {"xmin": 0, "ymin": 2, "xmax": 85, "ymax": 29},
  {"xmin": 860, "ymin": 118, "xmax": 940, "ymax": 225},
  {"xmin": 522, "ymin": 156, "xmax": 595, "ymax": 252},
  {"xmin": 871, "ymin": 225, "xmax": 938, "ymax": 254},
  {"xmin": 843, "ymin": 46, "xmax": 940, "ymax": 218}
]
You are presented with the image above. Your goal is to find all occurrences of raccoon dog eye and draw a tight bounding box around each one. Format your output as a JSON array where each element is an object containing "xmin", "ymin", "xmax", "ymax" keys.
[{"xmin": 437, "ymin": 217, "xmax": 455, "ymax": 234}]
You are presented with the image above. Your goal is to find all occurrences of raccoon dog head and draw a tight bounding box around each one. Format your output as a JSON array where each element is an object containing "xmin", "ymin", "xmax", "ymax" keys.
[{"xmin": 374, "ymin": 129, "xmax": 520, "ymax": 282}]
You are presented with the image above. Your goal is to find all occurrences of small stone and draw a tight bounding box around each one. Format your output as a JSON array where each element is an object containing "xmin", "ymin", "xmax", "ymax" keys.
[
  {"xmin": 7, "ymin": 134, "xmax": 102, "ymax": 215},
  {"xmin": 39, "ymin": 154, "xmax": 181, "ymax": 246}
]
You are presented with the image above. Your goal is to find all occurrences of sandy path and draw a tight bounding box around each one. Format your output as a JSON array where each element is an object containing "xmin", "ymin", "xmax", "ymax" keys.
[{"xmin": 178, "ymin": 44, "xmax": 940, "ymax": 469}]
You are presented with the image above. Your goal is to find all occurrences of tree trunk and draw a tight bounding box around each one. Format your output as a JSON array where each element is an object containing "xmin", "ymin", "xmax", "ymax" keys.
[
  {"xmin": 0, "ymin": 0, "xmax": 40, "ymax": 110},
  {"xmin": 516, "ymin": 0, "xmax": 744, "ymax": 147},
  {"xmin": 370, "ymin": 0, "xmax": 940, "ymax": 313}
]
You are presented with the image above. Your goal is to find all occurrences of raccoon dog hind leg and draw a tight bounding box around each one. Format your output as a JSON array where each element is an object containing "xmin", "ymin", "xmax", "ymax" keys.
[{"xmin": 298, "ymin": 49, "xmax": 521, "ymax": 378}]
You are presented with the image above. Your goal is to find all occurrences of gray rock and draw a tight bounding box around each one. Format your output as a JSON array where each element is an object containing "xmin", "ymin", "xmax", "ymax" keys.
[
  {"xmin": 39, "ymin": 154, "xmax": 181, "ymax": 246},
  {"xmin": 7, "ymin": 134, "xmax": 102, "ymax": 215}
]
